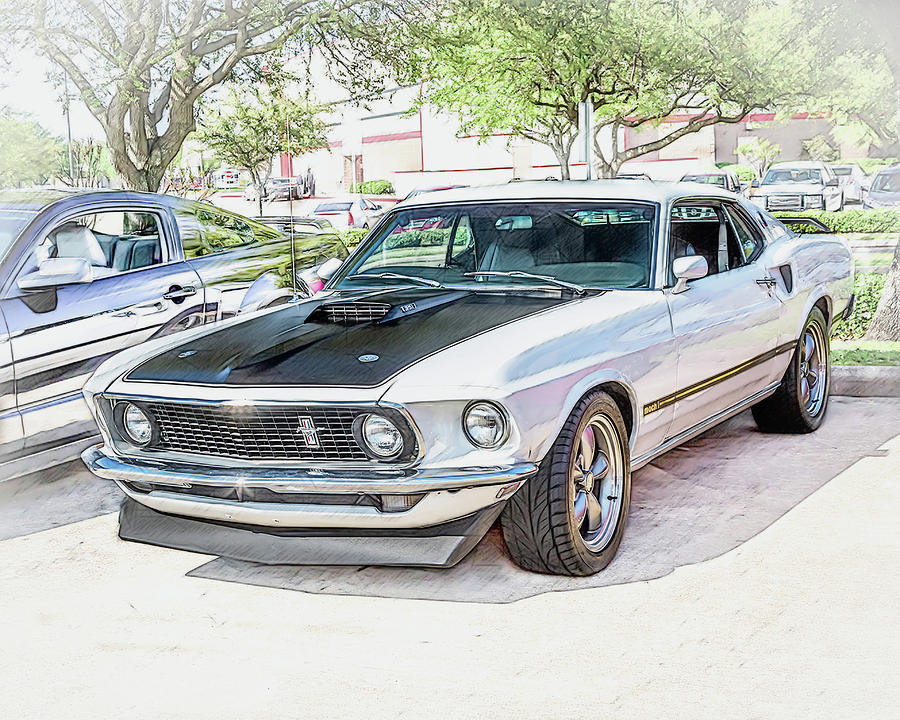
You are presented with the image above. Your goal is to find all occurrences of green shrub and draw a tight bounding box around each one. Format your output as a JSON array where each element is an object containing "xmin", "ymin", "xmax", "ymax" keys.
[
  {"xmin": 845, "ymin": 157, "xmax": 897, "ymax": 176},
  {"xmin": 715, "ymin": 162, "xmax": 756, "ymax": 182},
  {"xmin": 831, "ymin": 272, "xmax": 886, "ymax": 341},
  {"xmin": 339, "ymin": 228, "xmax": 369, "ymax": 248},
  {"xmin": 773, "ymin": 209, "xmax": 900, "ymax": 234},
  {"xmin": 349, "ymin": 179, "xmax": 394, "ymax": 195}
]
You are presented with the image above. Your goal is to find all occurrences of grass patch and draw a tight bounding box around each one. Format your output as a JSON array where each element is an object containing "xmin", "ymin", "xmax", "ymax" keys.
[{"xmin": 832, "ymin": 340, "xmax": 900, "ymax": 366}]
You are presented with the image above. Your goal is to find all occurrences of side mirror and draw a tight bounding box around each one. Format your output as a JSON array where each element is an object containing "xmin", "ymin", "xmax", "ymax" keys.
[
  {"xmin": 317, "ymin": 257, "xmax": 344, "ymax": 281},
  {"xmin": 826, "ymin": 178, "xmax": 839, "ymax": 187},
  {"xmin": 751, "ymin": 179, "xmax": 760, "ymax": 188},
  {"xmin": 672, "ymin": 255, "xmax": 708, "ymax": 294},
  {"xmin": 17, "ymin": 257, "xmax": 94, "ymax": 291}
]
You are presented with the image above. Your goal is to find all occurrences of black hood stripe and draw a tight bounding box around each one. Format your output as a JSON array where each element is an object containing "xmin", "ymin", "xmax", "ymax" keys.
[{"xmin": 126, "ymin": 288, "xmax": 573, "ymax": 388}]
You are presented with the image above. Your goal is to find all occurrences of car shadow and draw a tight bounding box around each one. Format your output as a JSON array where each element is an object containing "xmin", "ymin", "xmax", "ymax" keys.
[{"xmin": 187, "ymin": 397, "xmax": 900, "ymax": 603}]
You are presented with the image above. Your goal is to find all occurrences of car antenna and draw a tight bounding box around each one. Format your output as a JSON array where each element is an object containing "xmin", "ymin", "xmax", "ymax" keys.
[{"xmin": 286, "ymin": 117, "xmax": 299, "ymax": 302}]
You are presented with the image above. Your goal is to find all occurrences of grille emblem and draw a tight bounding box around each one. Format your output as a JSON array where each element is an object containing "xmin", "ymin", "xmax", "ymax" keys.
[
  {"xmin": 296, "ymin": 416, "xmax": 319, "ymax": 447},
  {"xmin": 358, "ymin": 354, "xmax": 379, "ymax": 363}
]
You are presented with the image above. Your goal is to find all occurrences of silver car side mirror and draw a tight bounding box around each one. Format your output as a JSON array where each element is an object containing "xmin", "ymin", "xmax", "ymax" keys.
[
  {"xmin": 17, "ymin": 257, "xmax": 94, "ymax": 291},
  {"xmin": 317, "ymin": 257, "xmax": 344, "ymax": 281},
  {"xmin": 671, "ymin": 255, "xmax": 708, "ymax": 294}
]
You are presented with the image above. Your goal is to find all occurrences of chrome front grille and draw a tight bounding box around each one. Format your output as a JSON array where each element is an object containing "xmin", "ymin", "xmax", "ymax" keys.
[
  {"xmin": 146, "ymin": 402, "xmax": 370, "ymax": 461},
  {"xmin": 309, "ymin": 302, "xmax": 391, "ymax": 324},
  {"xmin": 766, "ymin": 194, "xmax": 803, "ymax": 210}
]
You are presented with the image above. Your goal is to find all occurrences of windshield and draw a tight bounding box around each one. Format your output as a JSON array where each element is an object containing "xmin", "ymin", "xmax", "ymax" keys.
[
  {"xmin": 871, "ymin": 172, "xmax": 900, "ymax": 193},
  {"xmin": 833, "ymin": 167, "xmax": 852, "ymax": 177},
  {"xmin": 331, "ymin": 201, "xmax": 656, "ymax": 290},
  {"xmin": 0, "ymin": 209, "xmax": 37, "ymax": 260},
  {"xmin": 681, "ymin": 174, "xmax": 727, "ymax": 187},
  {"xmin": 316, "ymin": 202, "xmax": 353, "ymax": 212},
  {"xmin": 762, "ymin": 168, "xmax": 823, "ymax": 185}
]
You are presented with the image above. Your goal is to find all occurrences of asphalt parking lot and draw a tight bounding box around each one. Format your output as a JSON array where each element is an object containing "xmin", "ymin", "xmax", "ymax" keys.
[{"xmin": 2, "ymin": 397, "xmax": 898, "ymax": 718}]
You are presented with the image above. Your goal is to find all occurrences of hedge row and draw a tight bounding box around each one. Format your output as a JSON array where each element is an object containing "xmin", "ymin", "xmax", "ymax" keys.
[
  {"xmin": 338, "ymin": 228, "xmax": 368, "ymax": 248},
  {"xmin": 831, "ymin": 272, "xmax": 886, "ymax": 341},
  {"xmin": 349, "ymin": 179, "xmax": 395, "ymax": 195},
  {"xmin": 773, "ymin": 208, "xmax": 900, "ymax": 234}
]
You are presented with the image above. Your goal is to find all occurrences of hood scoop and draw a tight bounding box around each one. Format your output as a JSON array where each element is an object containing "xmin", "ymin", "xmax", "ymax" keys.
[{"xmin": 307, "ymin": 301, "xmax": 392, "ymax": 325}]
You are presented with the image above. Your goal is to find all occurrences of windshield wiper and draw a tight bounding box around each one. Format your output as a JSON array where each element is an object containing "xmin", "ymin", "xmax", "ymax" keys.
[
  {"xmin": 464, "ymin": 271, "xmax": 586, "ymax": 295},
  {"xmin": 346, "ymin": 272, "xmax": 444, "ymax": 288}
]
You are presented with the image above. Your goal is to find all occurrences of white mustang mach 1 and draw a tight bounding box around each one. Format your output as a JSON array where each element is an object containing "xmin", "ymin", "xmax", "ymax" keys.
[{"xmin": 82, "ymin": 182, "xmax": 854, "ymax": 576}]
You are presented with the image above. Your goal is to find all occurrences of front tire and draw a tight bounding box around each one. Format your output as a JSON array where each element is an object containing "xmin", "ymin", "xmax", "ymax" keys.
[
  {"xmin": 752, "ymin": 307, "xmax": 830, "ymax": 433},
  {"xmin": 500, "ymin": 391, "xmax": 631, "ymax": 576}
]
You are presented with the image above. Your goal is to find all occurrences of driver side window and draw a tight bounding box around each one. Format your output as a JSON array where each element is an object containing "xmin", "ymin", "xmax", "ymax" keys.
[
  {"xmin": 18, "ymin": 210, "xmax": 164, "ymax": 290},
  {"xmin": 669, "ymin": 203, "xmax": 748, "ymax": 284}
]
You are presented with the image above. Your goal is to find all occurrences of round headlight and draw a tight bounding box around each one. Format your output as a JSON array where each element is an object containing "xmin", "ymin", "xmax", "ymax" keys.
[
  {"xmin": 361, "ymin": 414, "xmax": 404, "ymax": 458},
  {"xmin": 463, "ymin": 402, "xmax": 508, "ymax": 448},
  {"xmin": 122, "ymin": 403, "xmax": 152, "ymax": 446}
]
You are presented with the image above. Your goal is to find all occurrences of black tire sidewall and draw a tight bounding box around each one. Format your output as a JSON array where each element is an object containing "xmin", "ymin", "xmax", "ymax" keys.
[{"xmin": 556, "ymin": 393, "xmax": 632, "ymax": 574}]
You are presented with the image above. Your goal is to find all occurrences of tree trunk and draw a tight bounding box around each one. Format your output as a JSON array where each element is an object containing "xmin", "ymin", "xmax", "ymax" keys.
[
  {"xmin": 865, "ymin": 241, "xmax": 900, "ymax": 340},
  {"xmin": 552, "ymin": 144, "xmax": 571, "ymax": 180}
]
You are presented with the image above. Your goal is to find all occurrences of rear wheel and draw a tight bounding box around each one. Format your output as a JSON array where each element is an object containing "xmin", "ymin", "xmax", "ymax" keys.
[
  {"xmin": 752, "ymin": 307, "xmax": 830, "ymax": 433},
  {"xmin": 500, "ymin": 391, "xmax": 631, "ymax": 576}
]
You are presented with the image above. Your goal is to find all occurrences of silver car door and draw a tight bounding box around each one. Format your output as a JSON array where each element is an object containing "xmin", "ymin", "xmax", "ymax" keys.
[
  {"xmin": 0, "ymin": 305, "xmax": 24, "ymax": 458},
  {"xmin": 2, "ymin": 206, "xmax": 204, "ymax": 449},
  {"xmin": 664, "ymin": 200, "xmax": 784, "ymax": 438}
]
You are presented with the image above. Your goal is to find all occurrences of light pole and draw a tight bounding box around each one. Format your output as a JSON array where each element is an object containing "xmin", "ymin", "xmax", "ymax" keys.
[{"xmin": 63, "ymin": 73, "xmax": 75, "ymax": 184}]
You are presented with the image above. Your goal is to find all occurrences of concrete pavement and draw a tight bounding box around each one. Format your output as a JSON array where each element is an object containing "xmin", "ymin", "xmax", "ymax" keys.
[{"xmin": 1, "ymin": 397, "xmax": 898, "ymax": 718}]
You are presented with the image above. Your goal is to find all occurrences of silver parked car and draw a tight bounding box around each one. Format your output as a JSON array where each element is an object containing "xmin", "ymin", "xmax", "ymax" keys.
[
  {"xmin": 81, "ymin": 181, "xmax": 853, "ymax": 576},
  {"xmin": 863, "ymin": 165, "xmax": 900, "ymax": 208},
  {"xmin": 680, "ymin": 170, "xmax": 746, "ymax": 196},
  {"xmin": 0, "ymin": 189, "xmax": 347, "ymax": 468},
  {"xmin": 751, "ymin": 161, "xmax": 844, "ymax": 212}
]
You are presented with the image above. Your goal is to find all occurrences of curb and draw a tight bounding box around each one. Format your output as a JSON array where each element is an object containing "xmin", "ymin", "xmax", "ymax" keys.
[{"xmin": 832, "ymin": 365, "xmax": 900, "ymax": 398}]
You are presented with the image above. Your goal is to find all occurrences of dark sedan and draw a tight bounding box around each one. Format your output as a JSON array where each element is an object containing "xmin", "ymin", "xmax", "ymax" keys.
[{"xmin": 0, "ymin": 189, "xmax": 347, "ymax": 467}]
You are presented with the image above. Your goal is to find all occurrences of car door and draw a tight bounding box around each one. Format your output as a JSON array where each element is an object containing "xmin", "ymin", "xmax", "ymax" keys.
[
  {"xmin": 664, "ymin": 199, "xmax": 784, "ymax": 438},
  {"xmin": 1, "ymin": 203, "xmax": 204, "ymax": 449},
  {"xmin": 0, "ymin": 305, "xmax": 23, "ymax": 457}
]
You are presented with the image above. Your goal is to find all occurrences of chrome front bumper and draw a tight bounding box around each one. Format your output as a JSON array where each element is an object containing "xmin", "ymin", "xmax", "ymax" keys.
[{"xmin": 82, "ymin": 444, "xmax": 536, "ymax": 530}]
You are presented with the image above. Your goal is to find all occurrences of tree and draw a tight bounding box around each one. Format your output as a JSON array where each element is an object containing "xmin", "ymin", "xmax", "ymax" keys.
[
  {"xmin": 415, "ymin": 0, "xmax": 820, "ymax": 179},
  {"xmin": 736, "ymin": 139, "xmax": 782, "ymax": 180},
  {"xmin": 198, "ymin": 87, "xmax": 328, "ymax": 215},
  {"xmin": 54, "ymin": 138, "xmax": 114, "ymax": 187},
  {"xmin": 1, "ymin": 0, "xmax": 418, "ymax": 192},
  {"xmin": 0, "ymin": 110, "xmax": 60, "ymax": 187}
]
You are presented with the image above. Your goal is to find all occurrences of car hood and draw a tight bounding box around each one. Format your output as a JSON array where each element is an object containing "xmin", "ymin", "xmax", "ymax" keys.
[
  {"xmin": 755, "ymin": 183, "xmax": 824, "ymax": 195},
  {"xmin": 125, "ymin": 288, "xmax": 572, "ymax": 388}
]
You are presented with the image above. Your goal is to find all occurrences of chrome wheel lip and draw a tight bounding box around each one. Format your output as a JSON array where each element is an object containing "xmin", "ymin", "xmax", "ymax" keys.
[
  {"xmin": 799, "ymin": 322, "xmax": 827, "ymax": 417},
  {"xmin": 572, "ymin": 412, "xmax": 624, "ymax": 552}
]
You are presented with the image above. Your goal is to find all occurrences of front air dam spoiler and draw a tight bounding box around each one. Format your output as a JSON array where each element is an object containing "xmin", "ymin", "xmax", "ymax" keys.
[{"xmin": 117, "ymin": 497, "xmax": 504, "ymax": 568}]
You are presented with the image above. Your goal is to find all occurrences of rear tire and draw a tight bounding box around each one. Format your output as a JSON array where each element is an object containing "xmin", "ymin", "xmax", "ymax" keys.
[
  {"xmin": 752, "ymin": 307, "xmax": 830, "ymax": 433},
  {"xmin": 500, "ymin": 390, "xmax": 631, "ymax": 576}
]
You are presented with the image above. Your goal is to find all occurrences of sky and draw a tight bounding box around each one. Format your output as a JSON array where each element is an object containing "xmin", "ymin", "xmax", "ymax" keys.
[{"xmin": 1, "ymin": 49, "xmax": 103, "ymax": 139}]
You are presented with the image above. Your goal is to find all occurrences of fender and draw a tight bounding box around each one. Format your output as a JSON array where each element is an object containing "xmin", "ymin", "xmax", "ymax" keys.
[{"xmin": 238, "ymin": 271, "xmax": 295, "ymax": 314}]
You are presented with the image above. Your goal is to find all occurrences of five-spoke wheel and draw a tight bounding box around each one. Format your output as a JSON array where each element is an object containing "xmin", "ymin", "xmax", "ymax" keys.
[{"xmin": 572, "ymin": 415, "xmax": 624, "ymax": 552}]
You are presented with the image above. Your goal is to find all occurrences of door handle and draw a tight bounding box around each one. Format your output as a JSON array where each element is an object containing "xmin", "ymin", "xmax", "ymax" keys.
[
  {"xmin": 756, "ymin": 277, "xmax": 778, "ymax": 289},
  {"xmin": 162, "ymin": 286, "xmax": 197, "ymax": 301}
]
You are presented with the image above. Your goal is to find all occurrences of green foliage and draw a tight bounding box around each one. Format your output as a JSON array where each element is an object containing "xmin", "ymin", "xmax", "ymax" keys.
[
  {"xmin": 339, "ymin": 228, "xmax": 369, "ymax": 248},
  {"xmin": 414, "ymin": 0, "xmax": 820, "ymax": 178},
  {"xmin": 773, "ymin": 209, "xmax": 900, "ymax": 234},
  {"xmin": 802, "ymin": 134, "xmax": 839, "ymax": 162},
  {"xmin": 847, "ymin": 157, "xmax": 898, "ymax": 176},
  {"xmin": 736, "ymin": 139, "xmax": 782, "ymax": 179},
  {"xmin": 55, "ymin": 139, "xmax": 114, "ymax": 187},
  {"xmin": 0, "ymin": 110, "xmax": 61, "ymax": 187},
  {"xmin": 717, "ymin": 163, "xmax": 756, "ymax": 182},
  {"xmin": 198, "ymin": 87, "xmax": 328, "ymax": 205},
  {"xmin": 349, "ymin": 179, "xmax": 394, "ymax": 194},
  {"xmin": 831, "ymin": 340, "xmax": 900, "ymax": 366},
  {"xmin": 831, "ymin": 273, "xmax": 887, "ymax": 340}
]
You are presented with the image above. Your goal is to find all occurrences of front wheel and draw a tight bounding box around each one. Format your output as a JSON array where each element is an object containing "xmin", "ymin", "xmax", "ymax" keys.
[
  {"xmin": 500, "ymin": 390, "xmax": 631, "ymax": 576},
  {"xmin": 752, "ymin": 307, "xmax": 830, "ymax": 433}
]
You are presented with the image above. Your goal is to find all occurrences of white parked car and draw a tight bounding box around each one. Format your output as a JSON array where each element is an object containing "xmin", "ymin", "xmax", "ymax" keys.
[
  {"xmin": 831, "ymin": 163, "xmax": 869, "ymax": 204},
  {"xmin": 81, "ymin": 181, "xmax": 853, "ymax": 576},
  {"xmin": 750, "ymin": 161, "xmax": 844, "ymax": 212},
  {"xmin": 312, "ymin": 195, "xmax": 385, "ymax": 229}
]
